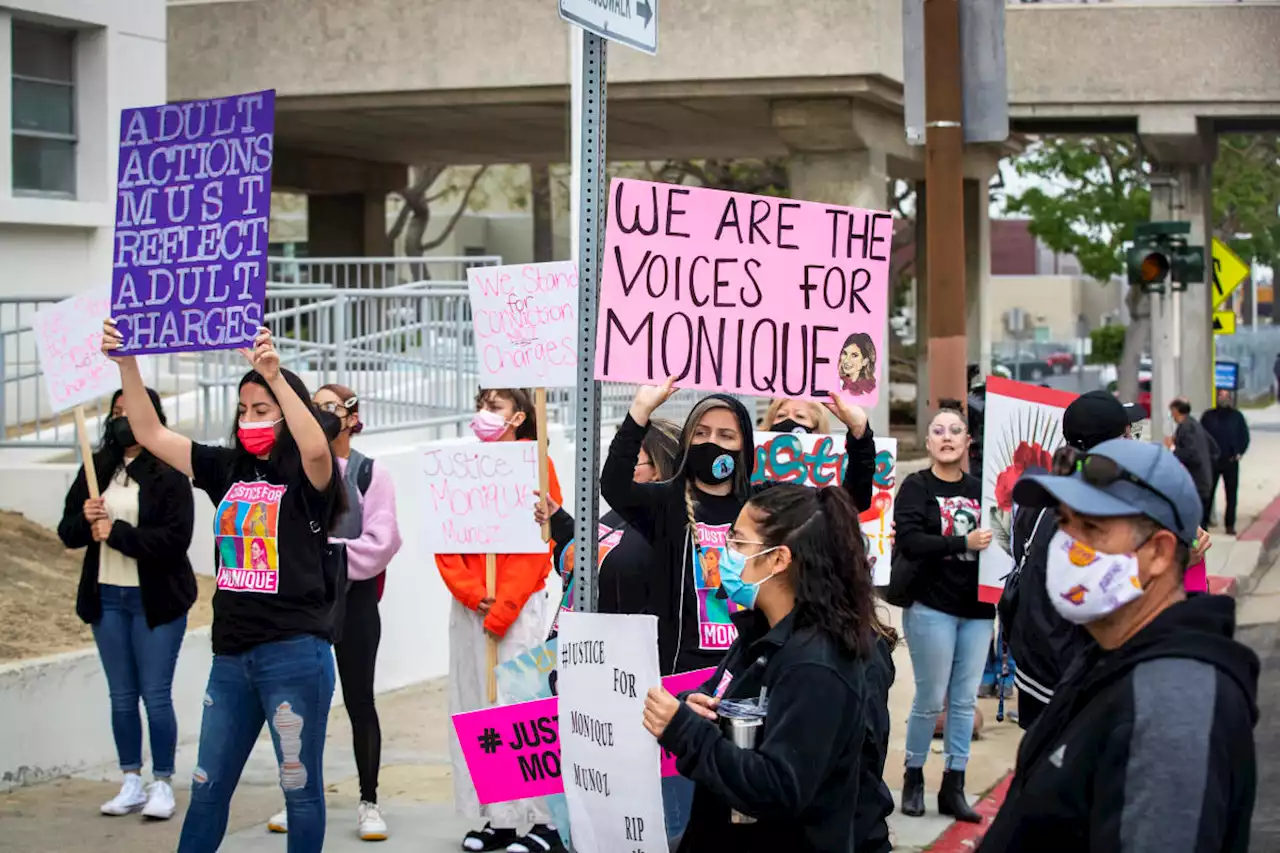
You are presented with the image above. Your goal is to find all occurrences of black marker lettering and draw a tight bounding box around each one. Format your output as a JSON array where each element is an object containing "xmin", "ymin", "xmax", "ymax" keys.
[
  {"xmin": 665, "ymin": 187, "xmax": 692, "ymax": 238},
  {"xmin": 614, "ymin": 181, "xmax": 659, "ymax": 235}
]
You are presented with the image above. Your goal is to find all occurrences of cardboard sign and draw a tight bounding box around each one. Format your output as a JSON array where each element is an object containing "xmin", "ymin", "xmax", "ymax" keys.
[
  {"xmin": 558, "ymin": 612, "xmax": 665, "ymax": 853},
  {"xmin": 751, "ymin": 432, "xmax": 897, "ymax": 585},
  {"xmin": 467, "ymin": 261, "xmax": 579, "ymax": 388},
  {"xmin": 453, "ymin": 666, "xmax": 716, "ymax": 805},
  {"xmin": 110, "ymin": 90, "xmax": 276, "ymax": 355},
  {"xmin": 31, "ymin": 290, "xmax": 125, "ymax": 411},
  {"xmin": 422, "ymin": 442, "xmax": 546, "ymax": 554},
  {"xmin": 594, "ymin": 178, "xmax": 892, "ymax": 405},
  {"xmin": 979, "ymin": 378, "xmax": 1078, "ymax": 603}
]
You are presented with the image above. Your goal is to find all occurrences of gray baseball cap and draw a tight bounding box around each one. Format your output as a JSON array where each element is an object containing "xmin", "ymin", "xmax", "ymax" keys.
[{"xmin": 1012, "ymin": 438, "xmax": 1202, "ymax": 545}]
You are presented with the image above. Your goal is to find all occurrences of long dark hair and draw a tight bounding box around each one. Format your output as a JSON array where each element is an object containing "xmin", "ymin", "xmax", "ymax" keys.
[
  {"xmin": 99, "ymin": 386, "xmax": 166, "ymax": 472},
  {"xmin": 746, "ymin": 484, "xmax": 877, "ymax": 657},
  {"xmin": 232, "ymin": 368, "xmax": 347, "ymax": 527}
]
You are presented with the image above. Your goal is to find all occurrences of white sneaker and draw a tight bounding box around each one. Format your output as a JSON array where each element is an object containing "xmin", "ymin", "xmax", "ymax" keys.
[
  {"xmin": 100, "ymin": 774, "xmax": 147, "ymax": 816},
  {"xmin": 358, "ymin": 801, "xmax": 388, "ymax": 841},
  {"xmin": 142, "ymin": 780, "xmax": 176, "ymax": 820},
  {"xmin": 267, "ymin": 808, "xmax": 288, "ymax": 833}
]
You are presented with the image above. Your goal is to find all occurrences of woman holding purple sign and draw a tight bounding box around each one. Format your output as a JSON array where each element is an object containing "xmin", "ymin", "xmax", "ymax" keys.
[{"xmin": 103, "ymin": 319, "xmax": 345, "ymax": 853}]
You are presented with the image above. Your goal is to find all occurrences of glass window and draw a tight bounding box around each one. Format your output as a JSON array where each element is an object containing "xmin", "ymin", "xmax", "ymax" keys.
[{"xmin": 11, "ymin": 23, "xmax": 77, "ymax": 197}]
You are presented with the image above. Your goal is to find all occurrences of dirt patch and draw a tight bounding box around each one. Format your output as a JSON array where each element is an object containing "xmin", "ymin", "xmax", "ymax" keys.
[{"xmin": 0, "ymin": 511, "xmax": 215, "ymax": 663}]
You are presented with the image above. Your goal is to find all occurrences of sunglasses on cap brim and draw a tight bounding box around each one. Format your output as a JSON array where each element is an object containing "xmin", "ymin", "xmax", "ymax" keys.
[{"xmin": 1051, "ymin": 446, "xmax": 1186, "ymax": 534}]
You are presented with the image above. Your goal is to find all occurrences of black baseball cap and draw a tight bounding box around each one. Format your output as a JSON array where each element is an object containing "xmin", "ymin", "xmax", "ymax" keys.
[{"xmin": 1062, "ymin": 391, "xmax": 1144, "ymax": 450}]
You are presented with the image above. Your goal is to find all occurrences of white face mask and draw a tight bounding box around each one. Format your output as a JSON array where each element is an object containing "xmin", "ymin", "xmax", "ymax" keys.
[{"xmin": 1045, "ymin": 530, "xmax": 1145, "ymax": 625}]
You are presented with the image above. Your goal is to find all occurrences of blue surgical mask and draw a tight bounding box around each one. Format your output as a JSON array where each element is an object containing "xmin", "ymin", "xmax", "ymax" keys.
[{"xmin": 720, "ymin": 542, "xmax": 780, "ymax": 609}]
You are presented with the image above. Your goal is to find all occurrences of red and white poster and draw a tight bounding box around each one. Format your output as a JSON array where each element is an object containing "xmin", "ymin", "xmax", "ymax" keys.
[{"xmin": 978, "ymin": 378, "xmax": 1079, "ymax": 604}]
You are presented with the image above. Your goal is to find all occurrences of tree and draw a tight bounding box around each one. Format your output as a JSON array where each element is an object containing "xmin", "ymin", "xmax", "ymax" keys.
[
  {"xmin": 1212, "ymin": 135, "xmax": 1280, "ymax": 269},
  {"xmin": 1001, "ymin": 137, "xmax": 1152, "ymax": 400},
  {"xmin": 388, "ymin": 164, "xmax": 490, "ymax": 276},
  {"xmin": 1088, "ymin": 323, "xmax": 1126, "ymax": 369}
]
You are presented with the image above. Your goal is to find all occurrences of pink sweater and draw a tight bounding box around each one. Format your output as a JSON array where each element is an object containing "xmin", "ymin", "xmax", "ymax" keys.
[{"xmin": 331, "ymin": 455, "xmax": 404, "ymax": 581}]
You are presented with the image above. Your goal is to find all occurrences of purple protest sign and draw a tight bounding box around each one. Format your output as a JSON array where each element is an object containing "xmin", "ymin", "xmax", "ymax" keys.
[{"xmin": 110, "ymin": 90, "xmax": 275, "ymax": 355}]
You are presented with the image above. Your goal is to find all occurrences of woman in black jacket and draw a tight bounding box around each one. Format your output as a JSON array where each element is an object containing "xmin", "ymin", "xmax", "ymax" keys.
[
  {"xmin": 642, "ymin": 483, "xmax": 880, "ymax": 853},
  {"xmin": 58, "ymin": 387, "xmax": 196, "ymax": 821}
]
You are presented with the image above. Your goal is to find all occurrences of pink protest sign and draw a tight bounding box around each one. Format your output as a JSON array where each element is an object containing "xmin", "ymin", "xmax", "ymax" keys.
[
  {"xmin": 467, "ymin": 261, "xmax": 579, "ymax": 388},
  {"xmin": 32, "ymin": 290, "xmax": 125, "ymax": 411},
  {"xmin": 452, "ymin": 668, "xmax": 715, "ymax": 805},
  {"xmin": 594, "ymin": 178, "xmax": 892, "ymax": 405}
]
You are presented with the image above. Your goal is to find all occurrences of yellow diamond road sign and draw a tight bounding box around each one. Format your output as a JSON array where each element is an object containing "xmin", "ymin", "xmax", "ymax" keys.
[
  {"xmin": 1212, "ymin": 238, "xmax": 1250, "ymax": 310},
  {"xmin": 1213, "ymin": 311, "xmax": 1236, "ymax": 336}
]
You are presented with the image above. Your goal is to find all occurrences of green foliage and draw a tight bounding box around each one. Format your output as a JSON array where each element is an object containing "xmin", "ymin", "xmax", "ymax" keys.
[
  {"xmin": 1212, "ymin": 135, "xmax": 1280, "ymax": 268},
  {"xmin": 1088, "ymin": 324, "xmax": 1126, "ymax": 366},
  {"xmin": 1002, "ymin": 137, "xmax": 1151, "ymax": 283}
]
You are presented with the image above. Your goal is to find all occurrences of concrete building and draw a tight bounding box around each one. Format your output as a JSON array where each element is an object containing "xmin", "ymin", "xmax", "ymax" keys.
[{"xmin": 0, "ymin": 0, "xmax": 166, "ymax": 298}]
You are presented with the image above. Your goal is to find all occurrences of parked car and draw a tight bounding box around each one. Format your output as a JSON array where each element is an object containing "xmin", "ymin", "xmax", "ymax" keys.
[
  {"xmin": 997, "ymin": 351, "xmax": 1053, "ymax": 382},
  {"xmin": 1044, "ymin": 350, "xmax": 1076, "ymax": 374}
]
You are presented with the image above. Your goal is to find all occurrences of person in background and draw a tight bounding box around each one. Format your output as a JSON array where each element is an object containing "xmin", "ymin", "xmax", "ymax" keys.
[
  {"xmin": 641, "ymin": 484, "xmax": 881, "ymax": 853},
  {"xmin": 104, "ymin": 322, "xmax": 345, "ymax": 853},
  {"xmin": 535, "ymin": 419, "xmax": 680, "ymax": 617},
  {"xmin": 893, "ymin": 405, "xmax": 992, "ymax": 823},
  {"xmin": 978, "ymin": 440, "xmax": 1258, "ymax": 853},
  {"xmin": 1201, "ymin": 389, "xmax": 1250, "ymax": 535},
  {"xmin": 265, "ymin": 385, "xmax": 403, "ymax": 842},
  {"xmin": 761, "ymin": 398, "xmax": 831, "ymax": 434},
  {"xmin": 1167, "ymin": 398, "xmax": 1218, "ymax": 529},
  {"xmin": 58, "ymin": 387, "xmax": 196, "ymax": 821},
  {"xmin": 999, "ymin": 391, "xmax": 1143, "ymax": 730},
  {"xmin": 439, "ymin": 388, "xmax": 564, "ymax": 853}
]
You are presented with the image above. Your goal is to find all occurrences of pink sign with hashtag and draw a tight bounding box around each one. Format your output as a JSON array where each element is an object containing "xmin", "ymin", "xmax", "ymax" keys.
[{"xmin": 452, "ymin": 668, "xmax": 715, "ymax": 805}]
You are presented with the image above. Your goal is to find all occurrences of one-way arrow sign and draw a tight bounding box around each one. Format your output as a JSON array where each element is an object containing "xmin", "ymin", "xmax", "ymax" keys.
[{"xmin": 560, "ymin": 0, "xmax": 657, "ymax": 55}]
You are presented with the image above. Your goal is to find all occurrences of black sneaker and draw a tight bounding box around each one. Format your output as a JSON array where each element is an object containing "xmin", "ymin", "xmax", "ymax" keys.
[
  {"xmin": 506, "ymin": 824, "xmax": 566, "ymax": 853},
  {"xmin": 462, "ymin": 823, "xmax": 518, "ymax": 852}
]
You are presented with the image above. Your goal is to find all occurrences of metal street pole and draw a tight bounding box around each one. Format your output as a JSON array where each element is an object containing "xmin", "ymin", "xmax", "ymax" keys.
[
  {"xmin": 924, "ymin": 0, "xmax": 968, "ymax": 412},
  {"xmin": 571, "ymin": 32, "xmax": 606, "ymax": 614},
  {"xmin": 1149, "ymin": 175, "xmax": 1179, "ymax": 444}
]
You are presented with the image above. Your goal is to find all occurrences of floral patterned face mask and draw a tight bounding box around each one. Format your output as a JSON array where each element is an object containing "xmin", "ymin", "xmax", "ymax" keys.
[{"xmin": 1045, "ymin": 530, "xmax": 1145, "ymax": 625}]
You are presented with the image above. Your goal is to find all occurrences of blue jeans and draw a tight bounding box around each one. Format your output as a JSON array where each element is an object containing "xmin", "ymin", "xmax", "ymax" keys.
[
  {"xmin": 662, "ymin": 773, "xmax": 695, "ymax": 843},
  {"xmin": 92, "ymin": 585, "xmax": 187, "ymax": 777},
  {"xmin": 903, "ymin": 603, "xmax": 993, "ymax": 771},
  {"xmin": 178, "ymin": 635, "xmax": 335, "ymax": 853}
]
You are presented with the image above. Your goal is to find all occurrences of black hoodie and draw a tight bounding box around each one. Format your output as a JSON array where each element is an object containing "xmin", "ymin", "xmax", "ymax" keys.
[
  {"xmin": 601, "ymin": 395, "xmax": 758, "ymax": 674},
  {"xmin": 660, "ymin": 610, "xmax": 870, "ymax": 853},
  {"xmin": 979, "ymin": 595, "xmax": 1259, "ymax": 853},
  {"xmin": 601, "ymin": 395, "xmax": 879, "ymax": 675}
]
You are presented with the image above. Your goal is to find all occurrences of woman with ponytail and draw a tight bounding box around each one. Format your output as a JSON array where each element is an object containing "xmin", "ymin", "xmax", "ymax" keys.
[{"xmin": 641, "ymin": 483, "xmax": 878, "ymax": 852}]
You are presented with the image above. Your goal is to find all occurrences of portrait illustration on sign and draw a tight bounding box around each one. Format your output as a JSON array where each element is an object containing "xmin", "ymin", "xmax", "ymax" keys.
[
  {"xmin": 214, "ymin": 481, "xmax": 285, "ymax": 593},
  {"xmin": 838, "ymin": 332, "xmax": 878, "ymax": 396}
]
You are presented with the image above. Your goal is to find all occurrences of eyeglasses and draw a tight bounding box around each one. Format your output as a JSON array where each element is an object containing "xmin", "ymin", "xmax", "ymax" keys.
[
  {"xmin": 1051, "ymin": 446, "xmax": 1185, "ymax": 533},
  {"xmin": 315, "ymin": 401, "xmax": 347, "ymax": 415}
]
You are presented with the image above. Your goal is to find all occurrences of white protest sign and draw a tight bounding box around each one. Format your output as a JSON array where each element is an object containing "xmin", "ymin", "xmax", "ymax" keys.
[
  {"xmin": 32, "ymin": 290, "xmax": 127, "ymax": 411},
  {"xmin": 422, "ymin": 441, "xmax": 546, "ymax": 554},
  {"xmin": 558, "ymin": 612, "xmax": 666, "ymax": 853},
  {"xmin": 466, "ymin": 261, "xmax": 579, "ymax": 389}
]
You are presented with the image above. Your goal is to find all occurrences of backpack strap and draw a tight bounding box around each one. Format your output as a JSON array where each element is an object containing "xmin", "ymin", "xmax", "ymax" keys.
[{"xmin": 356, "ymin": 456, "xmax": 375, "ymax": 496}]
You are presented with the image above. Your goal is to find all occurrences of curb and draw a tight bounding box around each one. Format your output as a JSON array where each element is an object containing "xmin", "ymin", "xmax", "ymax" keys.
[
  {"xmin": 924, "ymin": 771, "xmax": 1014, "ymax": 852},
  {"xmin": 1228, "ymin": 491, "xmax": 1280, "ymax": 598}
]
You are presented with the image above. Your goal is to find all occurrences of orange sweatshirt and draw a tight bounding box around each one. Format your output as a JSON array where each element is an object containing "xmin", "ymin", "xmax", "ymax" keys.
[{"xmin": 436, "ymin": 452, "xmax": 563, "ymax": 638}]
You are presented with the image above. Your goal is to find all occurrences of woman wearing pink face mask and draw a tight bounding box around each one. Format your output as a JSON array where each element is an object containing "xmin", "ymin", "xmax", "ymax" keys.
[
  {"xmin": 438, "ymin": 388, "xmax": 566, "ymax": 853},
  {"xmin": 102, "ymin": 320, "xmax": 345, "ymax": 853}
]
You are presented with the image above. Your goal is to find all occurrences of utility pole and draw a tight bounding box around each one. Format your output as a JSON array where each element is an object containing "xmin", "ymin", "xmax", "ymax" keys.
[{"xmin": 924, "ymin": 0, "xmax": 968, "ymax": 412}]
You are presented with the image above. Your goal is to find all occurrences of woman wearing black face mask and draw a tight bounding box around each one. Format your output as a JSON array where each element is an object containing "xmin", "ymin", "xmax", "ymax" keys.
[{"xmin": 57, "ymin": 387, "xmax": 196, "ymax": 821}]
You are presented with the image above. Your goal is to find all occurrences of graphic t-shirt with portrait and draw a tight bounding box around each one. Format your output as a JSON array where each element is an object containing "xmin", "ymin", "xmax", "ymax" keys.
[
  {"xmin": 192, "ymin": 443, "xmax": 339, "ymax": 655},
  {"xmin": 899, "ymin": 468, "xmax": 994, "ymax": 620}
]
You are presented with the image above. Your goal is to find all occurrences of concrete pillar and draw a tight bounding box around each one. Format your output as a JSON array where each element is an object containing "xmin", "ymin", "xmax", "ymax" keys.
[
  {"xmin": 307, "ymin": 192, "xmax": 391, "ymax": 259},
  {"xmin": 1178, "ymin": 162, "xmax": 1213, "ymax": 411}
]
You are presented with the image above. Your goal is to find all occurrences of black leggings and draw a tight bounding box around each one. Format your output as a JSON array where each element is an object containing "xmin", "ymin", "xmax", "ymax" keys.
[{"xmin": 336, "ymin": 577, "xmax": 382, "ymax": 804}]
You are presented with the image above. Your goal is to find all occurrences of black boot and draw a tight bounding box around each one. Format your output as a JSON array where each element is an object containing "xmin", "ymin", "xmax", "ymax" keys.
[
  {"xmin": 938, "ymin": 769, "xmax": 982, "ymax": 823},
  {"xmin": 900, "ymin": 767, "xmax": 925, "ymax": 817}
]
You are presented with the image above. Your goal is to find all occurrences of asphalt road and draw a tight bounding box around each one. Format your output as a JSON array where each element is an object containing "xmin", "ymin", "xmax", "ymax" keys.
[{"xmin": 1244, "ymin": 617, "xmax": 1280, "ymax": 852}]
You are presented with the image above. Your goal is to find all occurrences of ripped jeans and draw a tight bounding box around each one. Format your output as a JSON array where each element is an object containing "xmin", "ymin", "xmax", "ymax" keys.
[{"xmin": 178, "ymin": 635, "xmax": 335, "ymax": 853}]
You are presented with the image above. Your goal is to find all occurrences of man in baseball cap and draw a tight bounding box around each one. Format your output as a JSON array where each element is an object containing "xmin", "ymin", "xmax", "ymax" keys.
[
  {"xmin": 980, "ymin": 439, "xmax": 1259, "ymax": 853},
  {"xmin": 998, "ymin": 390, "xmax": 1149, "ymax": 729}
]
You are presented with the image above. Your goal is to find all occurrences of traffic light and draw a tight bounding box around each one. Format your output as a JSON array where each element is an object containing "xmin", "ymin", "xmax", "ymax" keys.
[{"xmin": 1126, "ymin": 221, "xmax": 1206, "ymax": 293}]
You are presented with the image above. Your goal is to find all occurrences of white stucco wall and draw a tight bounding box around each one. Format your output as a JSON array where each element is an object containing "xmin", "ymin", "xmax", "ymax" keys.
[{"xmin": 0, "ymin": 0, "xmax": 165, "ymax": 298}]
